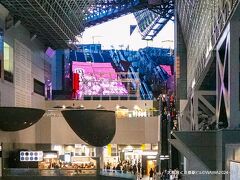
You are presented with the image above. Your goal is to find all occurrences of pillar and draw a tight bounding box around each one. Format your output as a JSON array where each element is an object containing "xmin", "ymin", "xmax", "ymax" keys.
[
  {"xmin": 95, "ymin": 147, "xmax": 104, "ymax": 170},
  {"xmin": 216, "ymin": 15, "xmax": 240, "ymax": 129},
  {"xmin": 191, "ymin": 91, "xmax": 199, "ymax": 130}
]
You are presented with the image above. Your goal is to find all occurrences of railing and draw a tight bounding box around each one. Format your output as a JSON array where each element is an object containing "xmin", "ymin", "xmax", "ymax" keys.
[
  {"xmin": 3, "ymin": 168, "xmax": 136, "ymax": 179},
  {"xmin": 100, "ymin": 170, "xmax": 136, "ymax": 179},
  {"xmin": 3, "ymin": 168, "xmax": 97, "ymax": 177},
  {"xmin": 116, "ymin": 109, "xmax": 159, "ymax": 119},
  {"xmin": 82, "ymin": 95, "xmax": 138, "ymax": 101}
]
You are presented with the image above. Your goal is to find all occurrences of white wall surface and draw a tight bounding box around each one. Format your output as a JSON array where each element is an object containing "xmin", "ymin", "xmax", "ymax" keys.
[{"xmin": 0, "ymin": 9, "xmax": 48, "ymax": 143}]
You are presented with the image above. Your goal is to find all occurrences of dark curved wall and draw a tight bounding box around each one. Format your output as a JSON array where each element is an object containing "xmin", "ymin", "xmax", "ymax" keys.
[{"xmin": 62, "ymin": 110, "xmax": 116, "ymax": 147}]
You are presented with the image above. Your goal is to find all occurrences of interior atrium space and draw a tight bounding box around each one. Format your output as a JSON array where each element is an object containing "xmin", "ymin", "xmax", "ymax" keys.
[{"xmin": 0, "ymin": 0, "xmax": 240, "ymax": 180}]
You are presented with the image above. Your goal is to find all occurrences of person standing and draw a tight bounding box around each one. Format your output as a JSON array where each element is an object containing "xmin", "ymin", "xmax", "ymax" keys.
[
  {"xmin": 138, "ymin": 161, "xmax": 141, "ymax": 173},
  {"xmin": 133, "ymin": 164, "xmax": 137, "ymax": 175}
]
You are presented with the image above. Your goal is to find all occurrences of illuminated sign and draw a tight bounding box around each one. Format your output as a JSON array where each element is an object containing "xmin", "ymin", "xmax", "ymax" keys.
[
  {"xmin": 72, "ymin": 61, "xmax": 128, "ymax": 98},
  {"xmin": 230, "ymin": 161, "xmax": 240, "ymax": 180},
  {"xmin": 20, "ymin": 151, "xmax": 43, "ymax": 162}
]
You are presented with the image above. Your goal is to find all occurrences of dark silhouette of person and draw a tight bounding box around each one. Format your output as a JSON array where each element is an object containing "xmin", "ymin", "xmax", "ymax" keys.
[
  {"xmin": 133, "ymin": 164, "xmax": 137, "ymax": 175},
  {"xmin": 149, "ymin": 168, "xmax": 154, "ymax": 179},
  {"xmin": 141, "ymin": 167, "xmax": 145, "ymax": 179},
  {"xmin": 138, "ymin": 161, "xmax": 141, "ymax": 173}
]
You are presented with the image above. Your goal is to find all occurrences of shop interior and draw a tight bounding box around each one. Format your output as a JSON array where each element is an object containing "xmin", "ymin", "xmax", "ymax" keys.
[{"xmin": 2, "ymin": 143, "xmax": 158, "ymax": 176}]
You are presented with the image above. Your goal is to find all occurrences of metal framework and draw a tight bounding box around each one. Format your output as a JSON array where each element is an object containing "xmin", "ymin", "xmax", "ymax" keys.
[
  {"xmin": 1, "ymin": 0, "xmax": 93, "ymax": 49},
  {"xmin": 84, "ymin": 0, "xmax": 147, "ymax": 27},
  {"xmin": 177, "ymin": 0, "xmax": 239, "ymax": 94},
  {"xmin": 1, "ymin": 0, "xmax": 174, "ymax": 48},
  {"xmin": 134, "ymin": 0, "xmax": 174, "ymax": 40},
  {"xmin": 177, "ymin": 0, "xmax": 240, "ymax": 130},
  {"xmin": 85, "ymin": 0, "xmax": 174, "ymax": 40}
]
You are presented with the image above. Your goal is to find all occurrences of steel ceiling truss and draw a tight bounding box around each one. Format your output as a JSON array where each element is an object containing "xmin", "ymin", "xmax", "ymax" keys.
[
  {"xmin": 1, "ymin": 0, "xmax": 175, "ymax": 48},
  {"xmin": 85, "ymin": 0, "xmax": 174, "ymax": 40},
  {"xmin": 134, "ymin": 0, "xmax": 174, "ymax": 40},
  {"xmin": 84, "ymin": 0, "xmax": 147, "ymax": 27},
  {"xmin": 148, "ymin": 0, "xmax": 174, "ymax": 17},
  {"xmin": 177, "ymin": 0, "xmax": 239, "ymax": 92},
  {"xmin": 1, "ymin": 0, "xmax": 93, "ymax": 49}
]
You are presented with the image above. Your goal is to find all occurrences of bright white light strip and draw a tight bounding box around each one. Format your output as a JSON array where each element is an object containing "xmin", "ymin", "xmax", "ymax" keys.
[
  {"xmin": 147, "ymin": 155, "xmax": 156, "ymax": 159},
  {"xmin": 142, "ymin": 151, "xmax": 158, "ymax": 156},
  {"xmin": 160, "ymin": 155, "xmax": 170, "ymax": 160},
  {"xmin": 44, "ymin": 154, "xmax": 58, "ymax": 158}
]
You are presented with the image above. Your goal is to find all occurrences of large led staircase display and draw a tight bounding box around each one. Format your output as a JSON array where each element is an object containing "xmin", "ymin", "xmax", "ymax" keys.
[{"xmin": 66, "ymin": 46, "xmax": 174, "ymax": 100}]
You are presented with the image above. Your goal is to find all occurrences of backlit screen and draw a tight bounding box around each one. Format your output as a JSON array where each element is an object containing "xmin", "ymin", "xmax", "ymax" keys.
[{"xmin": 72, "ymin": 61, "xmax": 128, "ymax": 98}]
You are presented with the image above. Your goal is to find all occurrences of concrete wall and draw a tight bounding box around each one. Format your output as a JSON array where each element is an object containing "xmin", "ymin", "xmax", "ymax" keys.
[
  {"xmin": 225, "ymin": 144, "xmax": 240, "ymax": 180},
  {"xmin": 1, "ymin": 100, "xmax": 158, "ymax": 145},
  {"xmin": 174, "ymin": 14, "xmax": 187, "ymax": 110},
  {"xmin": 112, "ymin": 116, "xmax": 158, "ymax": 144},
  {"xmin": 0, "ymin": 3, "xmax": 53, "ymax": 108},
  {"xmin": 0, "ymin": 5, "xmax": 49, "ymax": 144},
  {"xmin": 50, "ymin": 115, "xmax": 85, "ymax": 144},
  {"xmin": 174, "ymin": 131, "xmax": 216, "ymax": 171},
  {"xmin": 0, "ymin": 17, "xmax": 47, "ymax": 109},
  {"xmin": 172, "ymin": 130, "xmax": 240, "ymax": 180},
  {"xmin": 1, "ymin": 115, "xmax": 159, "ymax": 145},
  {"xmin": 42, "ymin": 114, "xmax": 158, "ymax": 145},
  {"xmin": 44, "ymin": 100, "xmax": 159, "ymax": 144},
  {"xmin": 216, "ymin": 130, "xmax": 240, "ymax": 180},
  {"xmin": 228, "ymin": 10, "xmax": 240, "ymax": 129}
]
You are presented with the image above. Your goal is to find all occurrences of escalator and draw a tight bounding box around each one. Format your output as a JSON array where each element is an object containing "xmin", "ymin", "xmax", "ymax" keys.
[
  {"xmin": 85, "ymin": 52, "xmax": 93, "ymax": 62},
  {"xmin": 141, "ymin": 82, "xmax": 153, "ymax": 100}
]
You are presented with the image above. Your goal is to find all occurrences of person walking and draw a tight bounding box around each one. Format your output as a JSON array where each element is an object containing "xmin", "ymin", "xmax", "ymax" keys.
[
  {"xmin": 140, "ymin": 167, "xmax": 145, "ymax": 179},
  {"xmin": 149, "ymin": 168, "xmax": 154, "ymax": 180}
]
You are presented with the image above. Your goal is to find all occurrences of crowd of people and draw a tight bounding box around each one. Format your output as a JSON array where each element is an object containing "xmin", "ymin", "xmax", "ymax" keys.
[
  {"xmin": 39, "ymin": 160, "xmax": 96, "ymax": 170},
  {"xmin": 103, "ymin": 160, "xmax": 146, "ymax": 179},
  {"xmin": 103, "ymin": 160, "xmax": 182, "ymax": 180},
  {"xmin": 103, "ymin": 162, "xmax": 182, "ymax": 180}
]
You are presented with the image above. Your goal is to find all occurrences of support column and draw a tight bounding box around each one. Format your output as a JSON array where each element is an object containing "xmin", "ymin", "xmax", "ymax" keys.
[
  {"xmin": 216, "ymin": 17, "xmax": 240, "ymax": 129},
  {"xmin": 216, "ymin": 24, "xmax": 230, "ymax": 129},
  {"xmin": 191, "ymin": 91, "xmax": 199, "ymax": 130},
  {"xmin": 229, "ymin": 17, "xmax": 240, "ymax": 128},
  {"xmin": 174, "ymin": 7, "xmax": 187, "ymax": 111},
  {"xmin": 95, "ymin": 147, "xmax": 104, "ymax": 170}
]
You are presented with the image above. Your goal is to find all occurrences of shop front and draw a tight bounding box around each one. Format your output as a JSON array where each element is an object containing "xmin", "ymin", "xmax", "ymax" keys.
[
  {"xmin": 102, "ymin": 143, "xmax": 158, "ymax": 176},
  {"xmin": 1, "ymin": 143, "xmax": 97, "ymax": 177},
  {"xmin": 1, "ymin": 142, "xmax": 158, "ymax": 178}
]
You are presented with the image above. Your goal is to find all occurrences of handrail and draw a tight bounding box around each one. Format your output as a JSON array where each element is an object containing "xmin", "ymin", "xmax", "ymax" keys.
[
  {"xmin": 100, "ymin": 169, "xmax": 136, "ymax": 179},
  {"xmin": 3, "ymin": 168, "xmax": 97, "ymax": 177}
]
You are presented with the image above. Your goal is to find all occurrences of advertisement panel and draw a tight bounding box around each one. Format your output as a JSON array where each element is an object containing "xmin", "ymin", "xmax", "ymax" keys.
[{"xmin": 72, "ymin": 61, "xmax": 128, "ymax": 98}]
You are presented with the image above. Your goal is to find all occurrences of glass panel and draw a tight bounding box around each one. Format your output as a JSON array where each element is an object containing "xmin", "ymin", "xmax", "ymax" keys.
[
  {"xmin": 3, "ymin": 42, "xmax": 13, "ymax": 82},
  {"xmin": 34, "ymin": 79, "xmax": 45, "ymax": 96}
]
